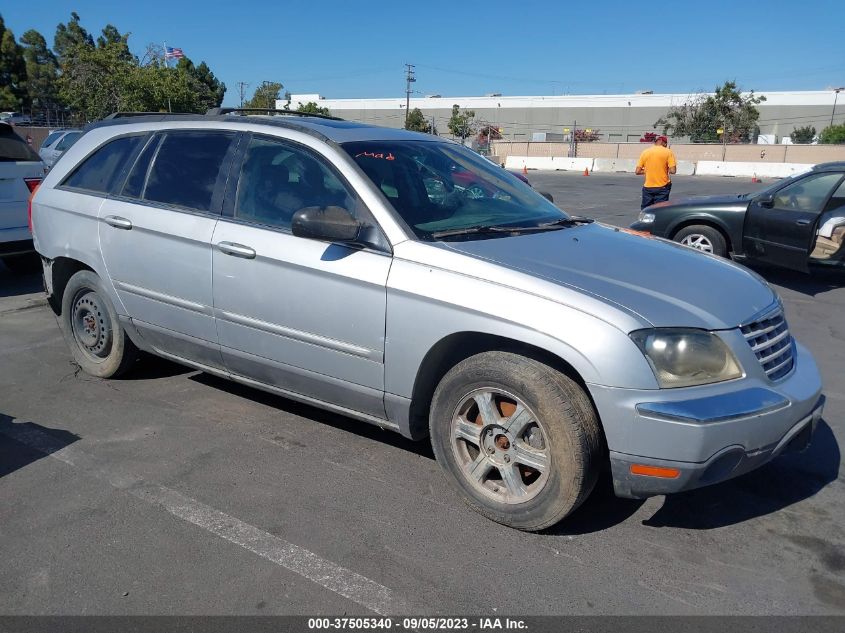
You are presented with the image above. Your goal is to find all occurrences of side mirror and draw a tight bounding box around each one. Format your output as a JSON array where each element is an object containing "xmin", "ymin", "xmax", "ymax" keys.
[
  {"xmin": 291, "ymin": 206, "xmax": 361, "ymax": 243},
  {"xmin": 758, "ymin": 194, "xmax": 775, "ymax": 208},
  {"xmin": 539, "ymin": 191, "xmax": 554, "ymax": 203}
]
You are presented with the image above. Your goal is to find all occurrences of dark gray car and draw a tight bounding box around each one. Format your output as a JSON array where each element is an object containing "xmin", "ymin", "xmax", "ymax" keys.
[{"xmin": 630, "ymin": 162, "xmax": 845, "ymax": 272}]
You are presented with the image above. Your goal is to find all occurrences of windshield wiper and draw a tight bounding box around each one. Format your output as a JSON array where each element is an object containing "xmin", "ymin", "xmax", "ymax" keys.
[{"xmin": 430, "ymin": 216, "xmax": 594, "ymax": 239}]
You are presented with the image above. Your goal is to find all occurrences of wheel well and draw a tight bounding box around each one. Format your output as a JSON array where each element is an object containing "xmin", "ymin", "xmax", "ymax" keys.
[
  {"xmin": 407, "ymin": 332, "xmax": 595, "ymax": 440},
  {"xmin": 47, "ymin": 257, "xmax": 93, "ymax": 315},
  {"xmin": 671, "ymin": 220, "xmax": 732, "ymax": 252}
]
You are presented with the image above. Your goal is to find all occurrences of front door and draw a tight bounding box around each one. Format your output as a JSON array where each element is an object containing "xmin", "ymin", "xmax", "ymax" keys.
[
  {"xmin": 99, "ymin": 130, "xmax": 239, "ymax": 369},
  {"xmin": 211, "ymin": 134, "xmax": 391, "ymax": 418},
  {"xmin": 743, "ymin": 171, "xmax": 844, "ymax": 272}
]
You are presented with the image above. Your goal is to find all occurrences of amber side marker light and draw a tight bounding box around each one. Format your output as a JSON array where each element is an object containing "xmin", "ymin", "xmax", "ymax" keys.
[{"xmin": 630, "ymin": 464, "xmax": 681, "ymax": 479}]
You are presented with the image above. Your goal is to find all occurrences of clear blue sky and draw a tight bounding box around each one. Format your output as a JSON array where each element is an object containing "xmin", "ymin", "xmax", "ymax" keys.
[{"xmin": 3, "ymin": 0, "xmax": 844, "ymax": 105}]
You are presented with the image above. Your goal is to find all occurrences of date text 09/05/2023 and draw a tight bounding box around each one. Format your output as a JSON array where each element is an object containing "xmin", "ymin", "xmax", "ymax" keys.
[{"xmin": 307, "ymin": 617, "xmax": 528, "ymax": 630}]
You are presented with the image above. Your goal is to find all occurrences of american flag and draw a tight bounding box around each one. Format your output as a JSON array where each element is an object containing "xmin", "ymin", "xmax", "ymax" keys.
[{"xmin": 164, "ymin": 46, "xmax": 184, "ymax": 60}]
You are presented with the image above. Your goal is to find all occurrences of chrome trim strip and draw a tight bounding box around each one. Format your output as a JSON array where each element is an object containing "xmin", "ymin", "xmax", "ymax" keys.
[
  {"xmin": 739, "ymin": 301, "xmax": 782, "ymax": 328},
  {"xmin": 636, "ymin": 387, "xmax": 790, "ymax": 424},
  {"xmin": 113, "ymin": 280, "xmax": 214, "ymax": 316},
  {"xmin": 215, "ymin": 309, "xmax": 382, "ymax": 362},
  {"xmin": 750, "ymin": 328, "xmax": 790, "ymax": 351}
]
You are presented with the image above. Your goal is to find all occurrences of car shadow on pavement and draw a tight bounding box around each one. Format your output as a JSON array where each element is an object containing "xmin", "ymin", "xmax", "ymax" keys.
[
  {"xmin": 748, "ymin": 263, "xmax": 845, "ymax": 297},
  {"xmin": 0, "ymin": 413, "xmax": 80, "ymax": 479},
  {"xmin": 642, "ymin": 419, "xmax": 840, "ymax": 530},
  {"xmin": 0, "ymin": 268, "xmax": 42, "ymax": 299},
  {"xmin": 189, "ymin": 372, "xmax": 436, "ymax": 460},
  {"xmin": 547, "ymin": 473, "xmax": 646, "ymax": 535}
]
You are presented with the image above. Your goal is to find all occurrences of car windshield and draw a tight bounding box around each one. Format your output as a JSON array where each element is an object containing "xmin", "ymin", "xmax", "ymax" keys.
[
  {"xmin": 41, "ymin": 131, "xmax": 65, "ymax": 148},
  {"xmin": 342, "ymin": 140, "xmax": 568, "ymax": 239}
]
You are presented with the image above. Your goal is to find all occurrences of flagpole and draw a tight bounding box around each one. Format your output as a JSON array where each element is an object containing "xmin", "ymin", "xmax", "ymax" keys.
[{"xmin": 162, "ymin": 41, "xmax": 172, "ymax": 113}]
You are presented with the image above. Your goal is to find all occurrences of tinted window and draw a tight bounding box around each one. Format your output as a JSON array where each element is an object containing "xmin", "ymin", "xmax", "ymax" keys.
[
  {"xmin": 0, "ymin": 124, "xmax": 41, "ymax": 162},
  {"xmin": 42, "ymin": 131, "xmax": 64, "ymax": 148},
  {"xmin": 55, "ymin": 131, "xmax": 82, "ymax": 151},
  {"xmin": 144, "ymin": 131, "xmax": 234, "ymax": 212},
  {"xmin": 122, "ymin": 135, "xmax": 162, "ymax": 199},
  {"xmin": 62, "ymin": 135, "xmax": 143, "ymax": 193},
  {"xmin": 773, "ymin": 173, "xmax": 843, "ymax": 213},
  {"xmin": 235, "ymin": 136, "xmax": 356, "ymax": 230}
]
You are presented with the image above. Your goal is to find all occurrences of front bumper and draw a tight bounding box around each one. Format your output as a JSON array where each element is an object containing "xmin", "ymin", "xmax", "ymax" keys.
[{"xmin": 588, "ymin": 342, "xmax": 824, "ymax": 499}]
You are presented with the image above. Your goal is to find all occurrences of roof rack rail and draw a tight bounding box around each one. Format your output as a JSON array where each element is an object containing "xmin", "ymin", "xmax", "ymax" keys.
[
  {"xmin": 103, "ymin": 112, "xmax": 196, "ymax": 120},
  {"xmin": 206, "ymin": 107, "xmax": 343, "ymax": 121}
]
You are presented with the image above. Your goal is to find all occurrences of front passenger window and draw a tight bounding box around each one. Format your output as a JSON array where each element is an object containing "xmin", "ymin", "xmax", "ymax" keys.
[
  {"xmin": 772, "ymin": 173, "xmax": 842, "ymax": 213},
  {"xmin": 235, "ymin": 136, "xmax": 356, "ymax": 230}
]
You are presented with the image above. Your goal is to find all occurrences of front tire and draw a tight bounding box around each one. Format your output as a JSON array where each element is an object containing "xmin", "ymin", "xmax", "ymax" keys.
[
  {"xmin": 673, "ymin": 225, "xmax": 728, "ymax": 258},
  {"xmin": 429, "ymin": 352, "xmax": 603, "ymax": 531},
  {"xmin": 60, "ymin": 270, "xmax": 138, "ymax": 378}
]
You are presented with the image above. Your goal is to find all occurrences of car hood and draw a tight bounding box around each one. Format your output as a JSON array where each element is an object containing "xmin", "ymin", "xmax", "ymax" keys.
[{"xmin": 440, "ymin": 223, "xmax": 776, "ymax": 330}]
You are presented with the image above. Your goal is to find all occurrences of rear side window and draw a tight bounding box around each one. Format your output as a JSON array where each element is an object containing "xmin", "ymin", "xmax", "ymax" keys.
[
  {"xmin": 0, "ymin": 125, "xmax": 41, "ymax": 162},
  {"xmin": 62, "ymin": 135, "xmax": 144, "ymax": 193},
  {"xmin": 143, "ymin": 131, "xmax": 235, "ymax": 212},
  {"xmin": 41, "ymin": 131, "xmax": 64, "ymax": 148},
  {"xmin": 122, "ymin": 135, "xmax": 162, "ymax": 199},
  {"xmin": 56, "ymin": 132, "xmax": 82, "ymax": 151}
]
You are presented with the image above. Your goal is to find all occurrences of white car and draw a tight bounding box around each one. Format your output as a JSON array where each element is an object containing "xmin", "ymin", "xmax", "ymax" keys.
[
  {"xmin": 0, "ymin": 122, "xmax": 44, "ymax": 272},
  {"xmin": 39, "ymin": 129, "xmax": 83, "ymax": 168}
]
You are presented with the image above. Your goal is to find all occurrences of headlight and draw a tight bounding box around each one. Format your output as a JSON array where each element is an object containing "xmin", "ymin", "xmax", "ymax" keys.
[
  {"xmin": 637, "ymin": 211, "xmax": 655, "ymax": 223},
  {"xmin": 630, "ymin": 328, "xmax": 743, "ymax": 388}
]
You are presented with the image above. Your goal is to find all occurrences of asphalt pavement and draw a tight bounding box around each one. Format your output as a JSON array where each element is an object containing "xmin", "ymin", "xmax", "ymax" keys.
[{"xmin": 1, "ymin": 172, "xmax": 843, "ymax": 616}]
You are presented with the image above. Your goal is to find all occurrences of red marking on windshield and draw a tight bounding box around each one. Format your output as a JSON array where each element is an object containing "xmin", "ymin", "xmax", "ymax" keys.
[{"xmin": 356, "ymin": 151, "xmax": 395, "ymax": 161}]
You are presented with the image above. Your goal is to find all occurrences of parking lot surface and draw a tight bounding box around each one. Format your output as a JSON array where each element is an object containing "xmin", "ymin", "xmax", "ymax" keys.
[{"xmin": 1, "ymin": 172, "xmax": 843, "ymax": 615}]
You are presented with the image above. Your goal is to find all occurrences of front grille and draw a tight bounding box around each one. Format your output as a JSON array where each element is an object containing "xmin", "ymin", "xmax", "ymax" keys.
[{"xmin": 740, "ymin": 308, "xmax": 794, "ymax": 381}]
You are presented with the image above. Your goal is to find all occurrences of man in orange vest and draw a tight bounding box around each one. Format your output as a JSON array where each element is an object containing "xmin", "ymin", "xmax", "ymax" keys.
[{"xmin": 636, "ymin": 135, "xmax": 677, "ymax": 209}]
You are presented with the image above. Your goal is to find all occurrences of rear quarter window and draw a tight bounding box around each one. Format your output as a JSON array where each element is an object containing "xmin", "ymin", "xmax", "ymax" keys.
[{"xmin": 61, "ymin": 134, "xmax": 145, "ymax": 194}]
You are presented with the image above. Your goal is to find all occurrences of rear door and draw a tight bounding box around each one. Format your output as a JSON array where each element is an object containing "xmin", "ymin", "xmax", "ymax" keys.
[
  {"xmin": 98, "ymin": 130, "xmax": 240, "ymax": 369},
  {"xmin": 743, "ymin": 171, "xmax": 844, "ymax": 272}
]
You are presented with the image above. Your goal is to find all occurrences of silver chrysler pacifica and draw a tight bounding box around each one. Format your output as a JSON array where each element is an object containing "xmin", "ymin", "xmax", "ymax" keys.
[{"xmin": 31, "ymin": 110, "xmax": 825, "ymax": 531}]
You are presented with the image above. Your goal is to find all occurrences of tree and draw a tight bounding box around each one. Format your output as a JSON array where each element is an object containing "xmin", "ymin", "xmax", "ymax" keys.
[
  {"xmin": 53, "ymin": 12, "xmax": 94, "ymax": 63},
  {"xmin": 243, "ymin": 81, "xmax": 283, "ymax": 110},
  {"xmin": 58, "ymin": 39, "xmax": 137, "ymax": 120},
  {"xmin": 296, "ymin": 101, "xmax": 331, "ymax": 116},
  {"xmin": 655, "ymin": 81, "xmax": 766, "ymax": 143},
  {"xmin": 640, "ymin": 131, "xmax": 657, "ymax": 143},
  {"xmin": 790, "ymin": 126, "xmax": 816, "ymax": 144},
  {"xmin": 448, "ymin": 104, "xmax": 476, "ymax": 142},
  {"xmin": 818, "ymin": 124, "xmax": 845, "ymax": 144},
  {"xmin": 176, "ymin": 58, "xmax": 226, "ymax": 110},
  {"xmin": 20, "ymin": 29, "xmax": 60, "ymax": 116},
  {"xmin": 405, "ymin": 107, "xmax": 431, "ymax": 133},
  {"xmin": 0, "ymin": 15, "xmax": 28, "ymax": 109}
]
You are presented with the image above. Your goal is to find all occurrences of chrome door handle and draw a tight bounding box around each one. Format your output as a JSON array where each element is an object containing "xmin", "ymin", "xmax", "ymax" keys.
[
  {"xmin": 217, "ymin": 242, "xmax": 256, "ymax": 259},
  {"xmin": 103, "ymin": 215, "xmax": 132, "ymax": 230},
  {"xmin": 795, "ymin": 219, "xmax": 811, "ymax": 226}
]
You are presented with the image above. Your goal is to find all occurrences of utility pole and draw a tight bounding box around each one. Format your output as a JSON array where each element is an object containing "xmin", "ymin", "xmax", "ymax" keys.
[
  {"xmin": 237, "ymin": 82, "xmax": 250, "ymax": 108},
  {"xmin": 831, "ymin": 88, "xmax": 844, "ymax": 128},
  {"xmin": 404, "ymin": 63, "xmax": 416, "ymax": 127}
]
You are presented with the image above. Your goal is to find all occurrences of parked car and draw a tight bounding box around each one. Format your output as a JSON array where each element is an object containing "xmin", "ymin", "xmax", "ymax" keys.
[
  {"xmin": 39, "ymin": 129, "xmax": 83, "ymax": 168},
  {"xmin": 0, "ymin": 112, "xmax": 33, "ymax": 126},
  {"xmin": 630, "ymin": 162, "xmax": 845, "ymax": 272},
  {"xmin": 0, "ymin": 122, "xmax": 44, "ymax": 272},
  {"xmin": 32, "ymin": 111, "xmax": 824, "ymax": 531}
]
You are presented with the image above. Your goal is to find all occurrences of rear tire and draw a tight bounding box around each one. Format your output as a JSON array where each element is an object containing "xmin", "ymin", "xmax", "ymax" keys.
[
  {"xmin": 60, "ymin": 270, "xmax": 138, "ymax": 378},
  {"xmin": 673, "ymin": 224, "xmax": 728, "ymax": 258},
  {"xmin": 429, "ymin": 351, "xmax": 603, "ymax": 531}
]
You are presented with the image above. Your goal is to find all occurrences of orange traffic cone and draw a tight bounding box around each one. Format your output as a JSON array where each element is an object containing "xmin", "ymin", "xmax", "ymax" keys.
[
  {"xmin": 583, "ymin": 167, "xmax": 590, "ymax": 176},
  {"xmin": 522, "ymin": 164, "xmax": 528, "ymax": 175},
  {"xmin": 752, "ymin": 173, "xmax": 761, "ymax": 183}
]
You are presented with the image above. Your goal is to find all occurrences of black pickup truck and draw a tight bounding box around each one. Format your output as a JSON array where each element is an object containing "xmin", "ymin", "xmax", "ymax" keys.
[{"xmin": 630, "ymin": 162, "xmax": 845, "ymax": 273}]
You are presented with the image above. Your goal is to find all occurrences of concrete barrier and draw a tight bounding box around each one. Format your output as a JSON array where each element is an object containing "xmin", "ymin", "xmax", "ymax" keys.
[
  {"xmin": 553, "ymin": 157, "xmax": 594, "ymax": 172},
  {"xmin": 697, "ymin": 161, "xmax": 813, "ymax": 178},
  {"xmin": 592, "ymin": 158, "xmax": 638, "ymax": 173},
  {"xmin": 505, "ymin": 156, "xmax": 594, "ymax": 172},
  {"xmin": 676, "ymin": 160, "xmax": 696, "ymax": 175}
]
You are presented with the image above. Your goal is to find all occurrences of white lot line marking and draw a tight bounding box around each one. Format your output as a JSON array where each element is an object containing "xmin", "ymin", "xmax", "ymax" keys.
[{"xmin": 1, "ymin": 420, "xmax": 402, "ymax": 616}]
